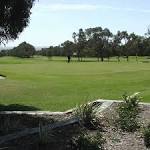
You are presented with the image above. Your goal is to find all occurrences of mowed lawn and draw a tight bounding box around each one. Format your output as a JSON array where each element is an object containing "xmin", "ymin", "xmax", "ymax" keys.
[{"xmin": 0, "ymin": 56, "xmax": 150, "ymax": 111}]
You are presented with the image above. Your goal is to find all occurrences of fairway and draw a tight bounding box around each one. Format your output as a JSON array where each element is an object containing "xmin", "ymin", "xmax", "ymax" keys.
[{"xmin": 0, "ymin": 56, "xmax": 150, "ymax": 111}]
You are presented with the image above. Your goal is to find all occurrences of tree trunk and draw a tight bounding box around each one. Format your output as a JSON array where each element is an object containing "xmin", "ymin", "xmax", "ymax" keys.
[
  {"xmin": 126, "ymin": 55, "xmax": 129, "ymax": 62},
  {"xmin": 77, "ymin": 50, "xmax": 80, "ymax": 61},
  {"xmin": 78, "ymin": 56, "xmax": 80, "ymax": 61},
  {"xmin": 117, "ymin": 56, "xmax": 120, "ymax": 62},
  {"xmin": 97, "ymin": 53, "xmax": 100, "ymax": 62},
  {"xmin": 97, "ymin": 51, "xmax": 100, "ymax": 62},
  {"xmin": 136, "ymin": 53, "xmax": 138, "ymax": 63},
  {"xmin": 77, "ymin": 53, "xmax": 80, "ymax": 62},
  {"xmin": 100, "ymin": 50, "xmax": 104, "ymax": 62}
]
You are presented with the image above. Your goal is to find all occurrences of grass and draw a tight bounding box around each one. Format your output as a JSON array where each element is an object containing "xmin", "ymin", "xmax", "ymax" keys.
[{"xmin": 0, "ymin": 56, "xmax": 150, "ymax": 111}]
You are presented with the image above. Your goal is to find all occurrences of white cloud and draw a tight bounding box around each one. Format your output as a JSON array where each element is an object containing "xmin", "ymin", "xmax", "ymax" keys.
[{"xmin": 34, "ymin": 3, "xmax": 150, "ymax": 14}]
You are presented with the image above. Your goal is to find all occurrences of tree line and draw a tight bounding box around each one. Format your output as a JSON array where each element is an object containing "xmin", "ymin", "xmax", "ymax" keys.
[{"xmin": 1, "ymin": 26, "xmax": 150, "ymax": 61}]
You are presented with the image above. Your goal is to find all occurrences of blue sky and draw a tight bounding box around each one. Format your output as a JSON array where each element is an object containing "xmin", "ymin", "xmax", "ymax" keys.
[{"xmin": 4, "ymin": 0, "xmax": 150, "ymax": 48}]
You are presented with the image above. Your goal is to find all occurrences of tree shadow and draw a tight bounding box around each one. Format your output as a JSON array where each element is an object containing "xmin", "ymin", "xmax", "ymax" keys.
[
  {"xmin": 0, "ymin": 74, "xmax": 6, "ymax": 77},
  {"xmin": 0, "ymin": 104, "xmax": 40, "ymax": 111}
]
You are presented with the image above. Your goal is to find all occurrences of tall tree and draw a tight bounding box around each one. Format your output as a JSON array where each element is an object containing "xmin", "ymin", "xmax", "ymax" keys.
[
  {"xmin": 0, "ymin": 0, "xmax": 35, "ymax": 44},
  {"xmin": 72, "ymin": 32, "xmax": 77, "ymax": 44},
  {"xmin": 86, "ymin": 27, "xmax": 104, "ymax": 61},
  {"xmin": 72, "ymin": 32, "xmax": 78, "ymax": 57},
  {"xmin": 61, "ymin": 40, "xmax": 74, "ymax": 57},
  {"xmin": 127, "ymin": 33, "xmax": 139, "ymax": 62},
  {"xmin": 113, "ymin": 32, "xmax": 122, "ymax": 62},
  {"xmin": 120, "ymin": 31, "xmax": 129, "ymax": 61},
  {"xmin": 77, "ymin": 29, "xmax": 87, "ymax": 61},
  {"xmin": 102, "ymin": 28, "xmax": 113, "ymax": 61},
  {"xmin": 105, "ymin": 41, "xmax": 113, "ymax": 61},
  {"xmin": 47, "ymin": 47, "xmax": 53, "ymax": 60}
]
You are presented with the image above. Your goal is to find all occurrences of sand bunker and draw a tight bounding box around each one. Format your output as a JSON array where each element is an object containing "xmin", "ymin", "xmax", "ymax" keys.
[{"xmin": 0, "ymin": 75, "xmax": 6, "ymax": 80}]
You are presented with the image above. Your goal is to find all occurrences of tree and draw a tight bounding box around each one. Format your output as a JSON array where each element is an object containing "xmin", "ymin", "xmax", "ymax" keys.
[
  {"xmin": 104, "ymin": 41, "xmax": 113, "ymax": 61},
  {"xmin": 13, "ymin": 42, "xmax": 35, "ymax": 58},
  {"xmin": 143, "ymin": 38, "xmax": 150, "ymax": 57},
  {"xmin": 113, "ymin": 32, "xmax": 122, "ymax": 62},
  {"xmin": 61, "ymin": 40, "xmax": 74, "ymax": 62},
  {"xmin": 72, "ymin": 32, "xmax": 77, "ymax": 44},
  {"xmin": 86, "ymin": 27, "xmax": 113, "ymax": 62},
  {"xmin": 61, "ymin": 40, "xmax": 74, "ymax": 57},
  {"xmin": 86, "ymin": 27, "xmax": 103, "ymax": 61},
  {"xmin": 102, "ymin": 28, "xmax": 113, "ymax": 61},
  {"xmin": 0, "ymin": 50, "xmax": 8, "ymax": 57},
  {"xmin": 72, "ymin": 32, "xmax": 78, "ymax": 57},
  {"xmin": 0, "ymin": 0, "xmax": 35, "ymax": 44},
  {"xmin": 47, "ymin": 47, "xmax": 53, "ymax": 60},
  {"xmin": 39, "ymin": 48, "xmax": 48, "ymax": 56},
  {"xmin": 120, "ymin": 31, "xmax": 129, "ymax": 61},
  {"xmin": 127, "ymin": 33, "xmax": 140, "ymax": 62},
  {"xmin": 77, "ymin": 29, "xmax": 87, "ymax": 61}
]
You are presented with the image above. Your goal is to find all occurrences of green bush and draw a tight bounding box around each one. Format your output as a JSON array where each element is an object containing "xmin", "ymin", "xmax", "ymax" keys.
[
  {"xmin": 117, "ymin": 92, "xmax": 141, "ymax": 132},
  {"xmin": 143, "ymin": 124, "xmax": 150, "ymax": 148},
  {"xmin": 74, "ymin": 103, "xmax": 97, "ymax": 129},
  {"xmin": 71, "ymin": 131, "xmax": 105, "ymax": 150}
]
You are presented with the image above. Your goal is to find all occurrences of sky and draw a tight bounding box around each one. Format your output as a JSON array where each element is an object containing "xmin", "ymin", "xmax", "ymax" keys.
[{"xmin": 2, "ymin": 0, "xmax": 150, "ymax": 48}]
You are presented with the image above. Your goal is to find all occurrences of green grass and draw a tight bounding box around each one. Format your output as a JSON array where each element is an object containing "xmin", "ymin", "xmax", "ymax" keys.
[{"xmin": 0, "ymin": 56, "xmax": 150, "ymax": 111}]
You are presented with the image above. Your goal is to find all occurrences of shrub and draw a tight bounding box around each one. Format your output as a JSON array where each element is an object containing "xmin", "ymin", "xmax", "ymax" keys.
[
  {"xmin": 143, "ymin": 124, "xmax": 150, "ymax": 148},
  {"xmin": 74, "ymin": 103, "xmax": 97, "ymax": 129},
  {"xmin": 71, "ymin": 131, "xmax": 105, "ymax": 150},
  {"xmin": 117, "ymin": 92, "xmax": 141, "ymax": 132}
]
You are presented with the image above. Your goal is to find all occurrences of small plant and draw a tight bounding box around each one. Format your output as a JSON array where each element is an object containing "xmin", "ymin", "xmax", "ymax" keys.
[
  {"xmin": 74, "ymin": 103, "xmax": 97, "ymax": 129},
  {"xmin": 143, "ymin": 124, "xmax": 150, "ymax": 148},
  {"xmin": 117, "ymin": 92, "xmax": 141, "ymax": 132},
  {"xmin": 71, "ymin": 131, "xmax": 105, "ymax": 150}
]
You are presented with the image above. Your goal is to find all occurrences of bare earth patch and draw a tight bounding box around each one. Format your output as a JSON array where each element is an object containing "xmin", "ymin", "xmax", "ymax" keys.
[
  {"xmin": 0, "ymin": 74, "xmax": 6, "ymax": 80},
  {"xmin": 0, "ymin": 76, "xmax": 5, "ymax": 80}
]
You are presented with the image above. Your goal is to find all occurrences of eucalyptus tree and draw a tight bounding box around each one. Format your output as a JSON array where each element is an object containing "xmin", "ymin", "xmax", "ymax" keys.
[
  {"xmin": 85, "ymin": 27, "xmax": 113, "ymax": 62},
  {"xmin": 86, "ymin": 27, "xmax": 103, "ymax": 61},
  {"xmin": 120, "ymin": 31, "xmax": 130, "ymax": 61},
  {"xmin": 0, "ymin": 0, "xmax": 35, "ymax": 44},
  {"xmin": 143, "ymin": 27, "xmax": 150, "ymax": 56},
  {"xmin": 77, "ymin": 29, "xmax": 87, "ymax": 61},
  {"xmin": 126, "ymin": 33, "xmax": 140, "ymax": 61},
  {"xmin": 72, "ymin": 32, "xmax": 77, "ymax": 44},
  {"xmin": 105, "ymin": 41, "xmax": 113, "ymax": 61},
  {"xmin": 61, "ymin": 40, "xmax": 74, "ymax": 57},
  {"xmin": 143, "ymin": 37, "xmax": 150, "ymax": 57},
  {"xmin": 113, "ymin": 32, "xmax": 122, "ymax": 62},
  {"xmin": 102, "ymin": 28, "xmax": 113, "ymax": 61},
  {"xmin": 47, "ymin": 47, "xmax": 53, "ymax": 60},
  {"xmin": 72, "ymin": 32, "xmax": 78, "ymax": 57},
  {"xmin": 135, "ymin": 36, "xmax": 145, "ymax": 61},
  {"xmin": 145, "ymin": 25, "xmax": 150, "ymax": 38}
]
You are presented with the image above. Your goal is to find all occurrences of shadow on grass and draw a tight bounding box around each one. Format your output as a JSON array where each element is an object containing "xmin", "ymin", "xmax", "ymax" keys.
[
  {"xmin": 0, "ymin": 74, "xmax": 6, "ymax": 77},
  {"xmin": 46, "ymin": 56, "xmax": 122, "ymax": 63},
  {"xmin": 0, "ymin": 104, "xmax": 40, "ymax": 111}
]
